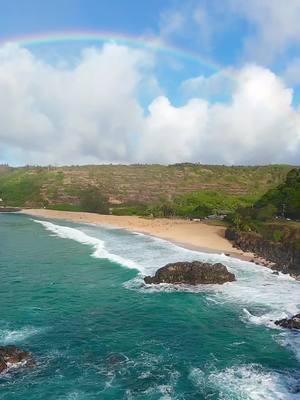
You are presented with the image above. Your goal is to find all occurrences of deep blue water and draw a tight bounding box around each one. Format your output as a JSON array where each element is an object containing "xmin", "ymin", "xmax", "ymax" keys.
[{"xmin": 0, "ymin": 214, "xmax": 299, "ymax": 399}]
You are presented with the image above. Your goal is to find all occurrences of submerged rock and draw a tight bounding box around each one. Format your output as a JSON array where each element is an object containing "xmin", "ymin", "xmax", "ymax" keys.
[
  {"xmin": 275, "ymin": 313, "xmax": 300, "ymax": 330},
  {"xmin": 144, "ymin": 261, "xmax": 236, "ymax": 285},
  {"xmin": 106, "ymin": 353, "xmax": 128, "ymax": 367},
  {"xmin": 0, "ymin": 346, "xmax": 35, "ymax": 373}
]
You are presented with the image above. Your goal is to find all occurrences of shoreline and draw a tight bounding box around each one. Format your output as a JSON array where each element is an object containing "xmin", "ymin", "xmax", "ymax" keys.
[{"xmin": 20, "ymin": 209, "xmax": 269, "ymax": 265}]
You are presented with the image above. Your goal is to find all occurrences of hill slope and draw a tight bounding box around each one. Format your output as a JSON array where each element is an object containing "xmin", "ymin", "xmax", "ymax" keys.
[{"xmin": 0, "ymin": 164, "xmax": 294, "ymax": 213}]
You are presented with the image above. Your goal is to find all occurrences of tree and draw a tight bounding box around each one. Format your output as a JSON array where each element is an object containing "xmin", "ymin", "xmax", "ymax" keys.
[
  {"xmin": 79, "ymin": 187, "xmax": 109, "ymax": 214},
  {"xmin": 256, "ymin": 204, "xmax": 277, "ymax": 221}
]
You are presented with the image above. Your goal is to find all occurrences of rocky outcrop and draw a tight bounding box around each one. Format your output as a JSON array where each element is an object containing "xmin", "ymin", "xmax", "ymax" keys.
[
  {"xmin": 225, "ymin": 229, "xmax": 300, "ymax": 279},
  {"xmin": 0, "ymin": 346, "xmax": 35, "ymax": 373},
  {"xmin": 275, "ymin": 314, "xmax": 300, "ymax": 330},
  {"xmin": 144, "ymin": 261, "xmax": 236, "ymax": 285}
]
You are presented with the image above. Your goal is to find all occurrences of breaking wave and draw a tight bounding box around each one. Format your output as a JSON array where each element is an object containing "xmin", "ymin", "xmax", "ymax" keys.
[{"xmin": 33, "ymin": 220, "xmax": 139, "ymax": 270}]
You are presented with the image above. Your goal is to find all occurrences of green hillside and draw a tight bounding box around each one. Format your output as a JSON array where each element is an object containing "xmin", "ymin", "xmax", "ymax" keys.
[
  {"xmin": 0, "ymin": 164, "xmax": 294, "ymax": 216},
  {"xmin": 228, "ymin": 168, "xmax": 300, "ymax": 249},
  {"xmin": 255, "ymin": 168, "xmax": 300, "ymax": 220},
  {"xmin": 226, "ymin": 168, "xmax": 300, "ymax": 275}
]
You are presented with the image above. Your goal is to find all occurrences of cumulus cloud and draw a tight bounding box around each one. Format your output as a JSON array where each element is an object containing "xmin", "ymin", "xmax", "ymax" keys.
[
  {"xmin": 0, "ymin": 43, "xmax": 299, "ymax": 165},
  {"xmin": 141, "ymin": 65, "xmax": 300, "ymax": 164},
  {"xmin": 0, "ymin": 43, "xmax": 151, "ymax": 164}
]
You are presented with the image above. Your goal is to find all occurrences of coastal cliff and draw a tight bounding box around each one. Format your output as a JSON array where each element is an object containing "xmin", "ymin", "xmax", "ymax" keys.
[{"xmin": 225, "ymin": 228, "xmax": 300, "ymax": 279}]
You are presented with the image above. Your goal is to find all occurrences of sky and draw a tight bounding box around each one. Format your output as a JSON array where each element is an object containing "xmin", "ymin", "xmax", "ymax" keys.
[{"xmin": 0, "ymin": 0, "xmax": 300, "ymax": 166}]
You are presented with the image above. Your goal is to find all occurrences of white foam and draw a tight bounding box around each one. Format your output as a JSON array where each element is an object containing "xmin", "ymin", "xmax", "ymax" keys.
[
  {"xmin": 277, "ymin": 272, "xmax": 297, "ymax": 281},
  {"xmin": 35, "ymin": 219, "xmax": 300, "ymax": 317},
  {"xmin": 242, "ymin": 309, "xmax": 300, "ymax": 361},
  {"xmin": 190, "ymin": 365, "xmax": 300, "ymax": 400},
  {"xmin": 34, "ymin": 218, "xmax": 300, "ymax": 361},
  {"xmin": 33, "ymin": 219, "xmax": 139, "ymax": 270},
  {"xmin": 242, "ymin": 308, "xmax": 288, "ymax": 329},
  {"xmin": 0, "ymin": 327, "xmax": 41, "ymax": 345}
]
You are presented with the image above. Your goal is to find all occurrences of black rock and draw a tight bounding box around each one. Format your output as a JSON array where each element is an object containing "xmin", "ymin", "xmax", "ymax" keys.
[
  {"xmin": 144, "ymin": 261, "xmax": 236, "ymax": 285},
  {"xmin": 0, "ymin": 358, "xmax": 7, "ymax": 373},
  {"xmin": 225, "ymin": 228, "xmax": 300, "ymax": 278},
  {"xmin": 0, "ymin": 346, "xmax": 35, "ymax": 373},
  {"xmin": 274, "ymin": 313, "xmax": 300, "ymax": 330}
]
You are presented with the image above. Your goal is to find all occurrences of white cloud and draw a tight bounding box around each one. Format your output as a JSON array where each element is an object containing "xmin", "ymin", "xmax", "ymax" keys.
[
  {"xmin": 141, "ymin": 65, "xmax": 300, "ymax": 164},
  {"xmin": 0, "ymin": 44, "xmax": 299, "ymax": 166},
  {"xmin": 159, "ymin": 2, "xmax": 214, "ymax": 50},
  {"xmin": 180, "ymin": 71, "xmax": 236, "ymax": 99},
  {"xmin": 0, "ymin": 43, "xmax": 152, "ymax": 164},
  {"xmin": 229, "ymin": 0, "xmax": 300, "ymax": 63},
  {"xmin": 160, "ymin": 0, "xmax": 300, "ymax": 65},
  {"xmin": 140, "ymin": 96, "xmax": 209, "ymax": 162}
]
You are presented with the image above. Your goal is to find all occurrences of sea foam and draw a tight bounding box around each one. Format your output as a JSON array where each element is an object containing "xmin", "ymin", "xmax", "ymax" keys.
[
  {"xmin": 35, "ymin": 219, "xmax": 300, "ymax": 361},
  {"xmin": 35, "ymin": 219, "xmax": 300, "ymax": 320},
  {"xmin": 33, "ymin": 219, "xmax": 139, "ymax": 270},
  {"xmin": 190, "ymin": 364, "xmax": 300, "ymax": 400},
  {"xmin": 0, "ymin": 327, "xmax": 42, "ymax": 345}
]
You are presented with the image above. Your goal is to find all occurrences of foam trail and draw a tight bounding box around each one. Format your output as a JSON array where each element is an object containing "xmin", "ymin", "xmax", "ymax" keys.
[
  {"xmin": 0, "ymin": 327, "xmax": 41, "ymax": 345},
  {"xmin": 33, "ymin": 220, "xmax": 139, "ymax": 270}
]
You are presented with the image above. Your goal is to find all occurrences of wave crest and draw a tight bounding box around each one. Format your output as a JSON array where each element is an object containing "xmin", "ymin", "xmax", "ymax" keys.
[{"xmin": 33, "ymin": 219, "xmax": 139, "ymax": 270}]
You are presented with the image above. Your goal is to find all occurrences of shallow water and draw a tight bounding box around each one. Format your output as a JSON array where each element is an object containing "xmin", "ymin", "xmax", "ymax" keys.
[{"xmin": 0, "ymin": 214, "xmax": 299, "ymax": 399}]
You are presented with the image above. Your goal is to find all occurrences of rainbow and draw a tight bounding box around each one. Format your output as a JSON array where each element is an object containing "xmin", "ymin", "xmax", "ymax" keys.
[{"xmin": 0, "ymin": 30, "xmax": 227, "ymax": 75}]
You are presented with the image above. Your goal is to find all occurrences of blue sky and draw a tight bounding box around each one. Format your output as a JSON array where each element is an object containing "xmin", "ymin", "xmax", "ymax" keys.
[
  {"xmin": 0, "ymin": 0, "xmax": 299, "ymax": 165},
  {"xmin": 0, "ymin": 0, "xmax": 298, "ymax": 72}
]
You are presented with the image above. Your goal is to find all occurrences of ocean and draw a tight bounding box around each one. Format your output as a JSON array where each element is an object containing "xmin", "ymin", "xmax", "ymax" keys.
[{"xmin": 0, "ymin": 213, "xmax": 299, "ymax": 399}]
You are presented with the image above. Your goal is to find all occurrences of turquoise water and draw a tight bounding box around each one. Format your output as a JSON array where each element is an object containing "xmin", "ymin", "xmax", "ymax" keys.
[{"xmin": 0, "ymin": 214, "xmax": 299, "ymax": 399}]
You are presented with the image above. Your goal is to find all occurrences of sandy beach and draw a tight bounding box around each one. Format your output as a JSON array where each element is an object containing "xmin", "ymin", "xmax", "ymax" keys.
[{"xmin": 21, "ymin": 209, "xmax": 259, "ymax": 262}]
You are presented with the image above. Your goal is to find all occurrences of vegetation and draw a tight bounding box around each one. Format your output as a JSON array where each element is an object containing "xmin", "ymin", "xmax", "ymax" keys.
[
  {"xmin": 255, "ymin": 168, "xmax": 300, "ymax": 219},
  {"xmin": 0, "ymin": 164, "xmax": 293, "ymax": 215},
  {"xmin": 142, "ymin": 191, "xmax": 258, "ymax": 218},
  {"xmin": 0, "ymin": 169, "xmax": 45, "ymax": 207},
  {"xmin": 79, "ymin": 187, "xmax": 109, "ymax": 214},
  {"xmin": 228, "ymin": 168, "xmax": 300, "ymax": 248}
]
